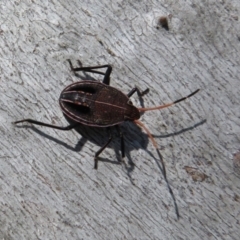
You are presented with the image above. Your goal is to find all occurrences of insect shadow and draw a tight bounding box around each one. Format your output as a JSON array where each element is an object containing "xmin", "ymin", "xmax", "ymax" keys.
[
  {"xmin": 16, "ymin": 116, "xmax": 151, "ymax": 171},
  {"xmin": 15, "ymin": 117, "xmax": 206, "ymax": 177},
  {"xmin": 152, "ymin": 119, "xmax": 206, "ymax": 139}
]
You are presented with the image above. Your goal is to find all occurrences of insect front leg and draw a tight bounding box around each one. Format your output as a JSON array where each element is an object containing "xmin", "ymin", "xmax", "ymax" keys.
[
  {"xmin": 14, "ymin": 119, "xmax": 78, "ymax": 130},
  {"xmin": 127, "ymin": 87, "xmax": 149, "ymax": 97},
  {"xmin": 67, "ymin": 59, "xmax": 112, "ymax": 85}
]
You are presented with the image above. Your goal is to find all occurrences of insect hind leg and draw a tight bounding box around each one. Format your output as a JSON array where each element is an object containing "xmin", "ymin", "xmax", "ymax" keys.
[
  {"xmin": 116, "ymin": 125, "xmax": 125, "ymax": 159},
  {"xmin": 94, "ymin": 127, "xmax": 113, "ymax": 169}
]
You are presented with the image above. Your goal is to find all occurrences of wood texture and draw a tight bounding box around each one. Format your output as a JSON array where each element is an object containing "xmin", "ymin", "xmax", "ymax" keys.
[{"xmin": 0, "ymin": 0, "xmax": 239, "ymax": 239}]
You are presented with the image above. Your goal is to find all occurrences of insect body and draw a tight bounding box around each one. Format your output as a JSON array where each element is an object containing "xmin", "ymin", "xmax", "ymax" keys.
[
  {"xmin": 14, "ymin": 60, "xmax": 199, "ymax": 219},
  {"xmin": 59, "ymin": 81, "xmax": 140, "ymax": 127}
]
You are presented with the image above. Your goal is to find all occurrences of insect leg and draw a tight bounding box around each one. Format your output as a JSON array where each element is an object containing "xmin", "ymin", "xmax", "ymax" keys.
[
  {"xmin": 116, "ymin": 125, "xmax": 125, "ymax": 158},
  {"xmin": 94, "ymin": 127, "xmax": 112, "ymax": 169},
  {"xmin": 67, "ymin": 60, "xmax": 112, "ymax": 85},
  {"xmin": 14, "ymin": 119, "xmax": 78, "ymax": 130},
  {"xmin": 127, "ymin": 87, "xmax": 149, "ymax": 97}
]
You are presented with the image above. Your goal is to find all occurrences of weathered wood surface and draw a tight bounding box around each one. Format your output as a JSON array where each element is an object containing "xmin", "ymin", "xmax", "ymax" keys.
[{"xmin": 0, "ymin": 0, "xmax": 239, "ymax": 239}]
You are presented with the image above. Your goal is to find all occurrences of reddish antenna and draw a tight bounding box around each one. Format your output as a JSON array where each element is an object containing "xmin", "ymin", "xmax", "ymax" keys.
[{"xmin": 138, "ymin": 89, "xmax": 199, "ymax": 112}]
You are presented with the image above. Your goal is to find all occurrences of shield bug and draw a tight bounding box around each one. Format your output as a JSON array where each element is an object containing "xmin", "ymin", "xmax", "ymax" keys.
[{"xmin": 14, "ymin": 60, "xmax": 199, "ymax": 218}]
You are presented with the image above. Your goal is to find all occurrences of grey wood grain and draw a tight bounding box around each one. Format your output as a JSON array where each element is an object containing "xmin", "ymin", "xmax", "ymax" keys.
[{"xmin": 0, "ymin": 0, "xmax": 239, "ymax": 239}]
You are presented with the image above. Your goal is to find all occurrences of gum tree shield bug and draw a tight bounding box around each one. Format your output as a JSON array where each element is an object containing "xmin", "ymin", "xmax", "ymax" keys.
[{"xmin": 14, "ymin": 60, "xmax": 200, "ymax": 219}]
